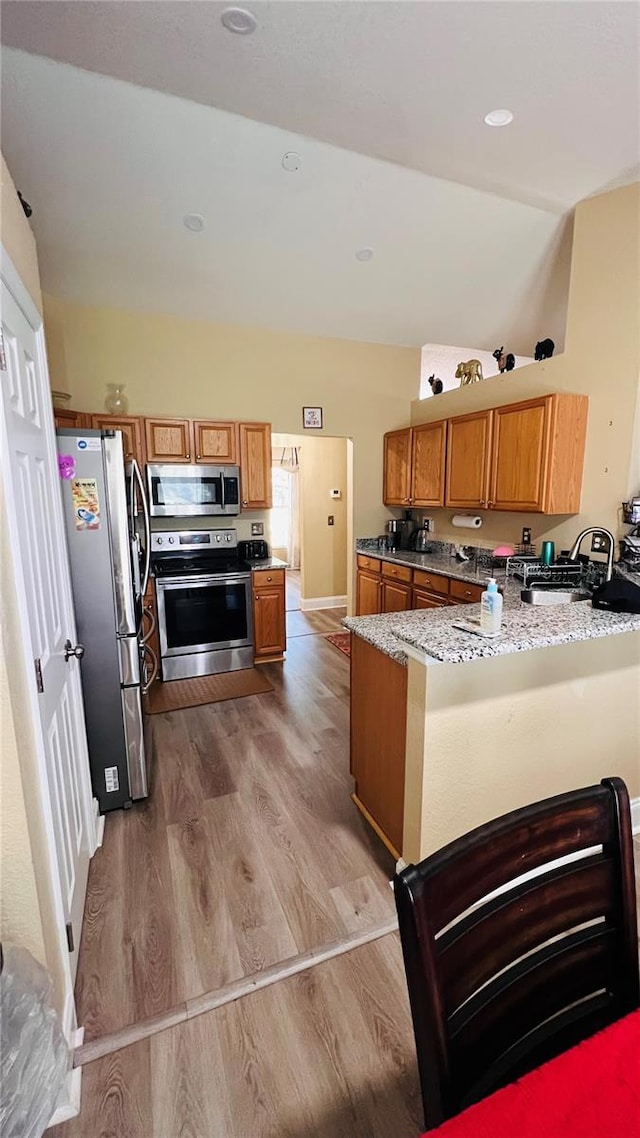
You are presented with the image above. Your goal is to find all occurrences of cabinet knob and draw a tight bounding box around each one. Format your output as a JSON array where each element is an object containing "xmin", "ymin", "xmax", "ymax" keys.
[
  {"xmin": 266, "ymin": 576, "xmax": 272, "ymax": 582},
  {"xmin": 196, "ymin": 454, "xmax": 201, "ymax": 460},
  {"xmin": 185, "ymin": 454, "xmax": 190, "ymax": 459},
  {"xmin": 242, "ymin": 499, "xmax": 248, "ymax": 506}
]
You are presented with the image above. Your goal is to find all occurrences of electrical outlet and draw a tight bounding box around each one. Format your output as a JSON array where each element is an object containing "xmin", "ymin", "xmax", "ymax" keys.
[
  {"xmin": 423, "ymin": 517, "xmax": 435, "ymax": 533},
  {"xmin": 328, "ymin": 515, "xmax": 334, "ymax": 526},
  {"xmin": 251, "ymin": 522, "xmax": 264, "ymax": 536},
  {"xmin": 522, "ymin": 527, "xmax": 532, "ymax": 545},
  {"xmin": 591, "ymin": 533, "xmax": 608, "ymax": 553}
]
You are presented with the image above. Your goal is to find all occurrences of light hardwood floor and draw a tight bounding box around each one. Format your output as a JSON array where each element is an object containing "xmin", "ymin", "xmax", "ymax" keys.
[{"xmin": 73, "ymin": 612, "xmax": 392, "ymax": 1043}]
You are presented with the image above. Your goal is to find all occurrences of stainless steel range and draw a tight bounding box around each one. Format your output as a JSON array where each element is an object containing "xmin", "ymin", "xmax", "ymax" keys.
[{"xmin": 151, "ymin": 530, "xmax": 254, "ymax": 680}]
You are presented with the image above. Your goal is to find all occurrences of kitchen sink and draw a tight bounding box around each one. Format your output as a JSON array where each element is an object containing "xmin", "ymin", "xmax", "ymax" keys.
[{"xmin": 521, "ymin": 586, "xmax": 592, "ymax": 605}]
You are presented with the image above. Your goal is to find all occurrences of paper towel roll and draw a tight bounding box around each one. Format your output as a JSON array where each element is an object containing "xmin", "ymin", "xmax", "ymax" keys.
[{"xmin": 452, "ymin": 514, "xmax": 483, "ymax": 529}]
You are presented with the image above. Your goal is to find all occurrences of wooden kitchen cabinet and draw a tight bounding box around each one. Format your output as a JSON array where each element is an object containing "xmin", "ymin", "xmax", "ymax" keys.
[
  {"xmin": 252, "ymin": 568, "xmax": 286, "ymax": 661},
  {"xmin": 91, "ymin": 414, "xmax": 145, "ymax": 466},
  {"xmin": 490, "ymin": 394, "xmax": 588, "ymax": 513},
  {"xmin": 141, "ymin": 579, "xmax": 160, "ymax": 691},
  {"xmin": 413, "ymin": 588, "xmax": 448, "ymax": 609},
  {"xmin": 239, "ymin": 422, "xmax": 272, "ymax": 509},
  {"xmin": 193, "ymin": 420, "xmax": 238, "ymax": 464},
  {"xmin": 54, "ymin": 407, "xmax": 89, "ymax": 429},
  {"xmin": 383, "ymin": 428, "xmax": 412, "ymax": 506},
  {"xmin": 381, "ymin": 579, "xmax": 412, "ymax": 613},
  {"xmin": 449, "ymin": 578, "xmax": 484, "ymax": 604},
  {"xmin": 350, "ymin": 635, "xmax": 407, "ymax": 858},
  {"xmin": 144, "ymin": 418, "xmax": 193, "ymax": 463},
  {"xmin": 411, "ymin": 420, "xmax": 447, "ymax": 507},
  {"xmin": 445, "ymin": 409, "xmax": 493, "ymax": 509},
  {"xmin": 356, "ymin": 570, "xmax": 382, "ymax": 616}
]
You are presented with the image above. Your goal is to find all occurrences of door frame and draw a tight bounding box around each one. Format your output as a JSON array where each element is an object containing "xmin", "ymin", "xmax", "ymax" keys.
[{"xmin": 1, "ymin": 248, "xmax": 99, "ymax": 1101}]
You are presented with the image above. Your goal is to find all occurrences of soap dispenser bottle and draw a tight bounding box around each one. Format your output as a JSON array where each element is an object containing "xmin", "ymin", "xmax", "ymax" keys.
[{"xmin": 480, "ymin": 578, "xmax": 503, "ymax": 635}]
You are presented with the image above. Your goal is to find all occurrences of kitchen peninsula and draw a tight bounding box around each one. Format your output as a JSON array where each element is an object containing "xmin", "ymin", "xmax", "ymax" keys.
[{"xmin": 346, "ymin": 547, "xmax": 640, "ymax": 864}]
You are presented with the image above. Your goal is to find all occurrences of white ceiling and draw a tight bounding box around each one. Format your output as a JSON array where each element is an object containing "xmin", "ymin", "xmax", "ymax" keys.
[
  {"xmin": 2, "ymin": 1, "xmax": 639, "ymax": 212},
  {"xmin": 4, "ymin": 0, "xmax": 637, "ymax": 351}
]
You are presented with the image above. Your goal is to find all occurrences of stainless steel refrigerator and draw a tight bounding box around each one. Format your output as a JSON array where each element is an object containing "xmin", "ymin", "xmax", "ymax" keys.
[{"xmin": 57, "ymin": 428, "xmax": 152, "ymax": 811}]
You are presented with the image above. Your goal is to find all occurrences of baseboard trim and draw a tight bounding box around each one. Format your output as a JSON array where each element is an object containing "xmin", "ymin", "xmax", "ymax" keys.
[
  {"xmin": 631, "ymin": 796, "xmax": 640, "ymax": 835},
  {"xmin": 73, "ymin": 918, "xmax": 398, "ymax": 1068},
  {"xmin": 300, "ymin": 595, "xmax": 347, "ymax": 611}
]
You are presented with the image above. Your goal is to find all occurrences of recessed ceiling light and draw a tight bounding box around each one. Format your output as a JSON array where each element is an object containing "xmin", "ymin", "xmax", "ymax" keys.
[
  {"xmin": 183, "ymin": 213, "xmax": 205, "ymax": 233},
  {"xmin": 484, "ymin": 109, "xmax": 514, "ymax": 127},
  {"xmin": 281, "ymin": 151, "xmax": 302, "ymax": 173},
  {"xmin": 221, "ymin": 7, "xmax": 257, "ymax": 35},
  {"xmin": 355, "ymin": 247, "xmax": 374, "ymax": 262}
]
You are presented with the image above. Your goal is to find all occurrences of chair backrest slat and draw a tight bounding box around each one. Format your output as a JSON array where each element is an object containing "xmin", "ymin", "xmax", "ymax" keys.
[{"xmin": 394, "ymin": 777, "xmax": 639, "ymax": 1132}]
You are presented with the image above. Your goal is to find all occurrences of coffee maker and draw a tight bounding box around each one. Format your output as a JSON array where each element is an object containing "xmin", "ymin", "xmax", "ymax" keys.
[{"xmin": 385, "ymin": 518, "xmax": 413, "ymax": 551}]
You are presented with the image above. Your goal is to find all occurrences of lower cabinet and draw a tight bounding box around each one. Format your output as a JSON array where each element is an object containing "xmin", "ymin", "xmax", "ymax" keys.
[
  {"xmin": 355, "ymin": 555, "xmax": 485, "ymax": 615},
  {"xmin": 252, "ymin": 569, "xmax": 286, "ymax": 662},
  {"xmin": 141, "ymin": 579, "xmax": 160, "ymax": 692},
  {"xmin": 350, "ymin": 635, "xmax": 407, "ymax": 858}
]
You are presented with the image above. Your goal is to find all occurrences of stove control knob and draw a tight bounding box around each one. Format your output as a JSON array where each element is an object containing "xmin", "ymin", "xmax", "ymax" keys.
[
  {"xmin": 168, "ymin": 537, "xmax": 175, "ymax": 544},
  {"xmin": 156, "ymin": 537, "xmax": 163, "ymax": 545},
  {"xmin": 215, "ymin": 534, "xmax": 222, "ymax": 542},
  {"xmin": 225, "ymin": 534, "xmax": 232, "ymax": 542}
]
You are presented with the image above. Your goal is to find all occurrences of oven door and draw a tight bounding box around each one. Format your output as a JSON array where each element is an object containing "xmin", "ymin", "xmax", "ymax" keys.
[
  {"xmin": 147, "ymin": 464, "xmax": 233, "ymax": 517},
  {"xmin": 156, "ymin": 573, "xmax": 254, "ymax": 657}
]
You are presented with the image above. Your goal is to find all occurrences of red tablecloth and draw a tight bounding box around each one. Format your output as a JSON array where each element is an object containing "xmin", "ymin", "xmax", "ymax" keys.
[{"xmin": 423, "ymin": 1009, "xmax": 640, "ymax": 1138}]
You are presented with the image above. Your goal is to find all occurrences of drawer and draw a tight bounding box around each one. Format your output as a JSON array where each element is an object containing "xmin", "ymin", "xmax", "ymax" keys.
[
  {"xmin": 450, "ymin": 578, "xmax": 484, "ymax": 604},
  {"xmin": 412, "ymin": 588, "xmax": 449, "ymax": 609},
  {"xmin": 253, "ymin": 568, "xmax": 285, "ymax": 589},
  {"xmin": 357, "ymin": 554, "xmax": 381, "ymax": 573},
  {"xmin": 413, "ymin": 568, "xmax": 449, "ymax": 595},
  {"xmin": 381, "ymin": 561, "xmax": 412, "ymax": 583}
]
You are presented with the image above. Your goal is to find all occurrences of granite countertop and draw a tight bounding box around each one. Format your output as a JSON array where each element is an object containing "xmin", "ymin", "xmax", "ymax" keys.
[
  {"xmin": 344, "ymin": 576, "xmax": 640, "ymax": 667},
  {"xmin": 248, "ymin": 556, "xmax": 289, "ymax": 572}
]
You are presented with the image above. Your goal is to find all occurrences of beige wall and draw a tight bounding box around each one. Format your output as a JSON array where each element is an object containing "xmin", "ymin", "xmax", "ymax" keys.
[
  {"xmin": 1, "ymin": 153, "xmax": 68, "ymax": 1014},
  {"xmin": 1, "ymin": 153, "xmax": 42, "ymax": 314},
  {"xmin": 300, "ymin": 436, "xmax": 349, "ymax": 601},
  {"xmin": 410, "ymin": 183, "xmax": 640, "ymax": 553},
  {"xmin": 403, "ymin": 632, "xmax": 640, "ymax": 863},
  {"xmin": 43, "ymin": 295, "xmax": 421, "ymax": 547}
]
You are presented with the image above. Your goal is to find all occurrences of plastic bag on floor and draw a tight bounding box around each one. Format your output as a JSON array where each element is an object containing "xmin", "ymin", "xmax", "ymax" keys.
[{"xmin": 0, "ymin": 944, "xmax": 70, "ymax": 1138}]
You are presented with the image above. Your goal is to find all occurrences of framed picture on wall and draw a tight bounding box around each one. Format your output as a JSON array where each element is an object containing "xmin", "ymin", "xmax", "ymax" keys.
[{"xmin": 302, "ymin": 406, "xmax": 323, "ymax": 429}]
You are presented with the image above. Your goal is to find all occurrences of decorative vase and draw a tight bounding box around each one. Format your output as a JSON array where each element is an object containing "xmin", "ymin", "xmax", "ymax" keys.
[{"xmin": 105, "ymin": 384, "xmax": 128, "ymax": 415}]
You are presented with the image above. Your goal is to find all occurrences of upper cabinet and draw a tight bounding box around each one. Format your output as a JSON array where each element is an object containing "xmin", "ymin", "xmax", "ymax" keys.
[
  {"xmin": 385, "ymin": 393, "xmax": 588, "ymax": 516},
  {"xmin": 54, "ymin": 407, "xmax": 89, "ymax": 430},
  {"xmin": 239, "ymin": 422, "xmax": 272, "ymax": 509},
  {"xmin": 383, "ymin": 423, "xmax": 446, "ymax": 507},
  {"xmin": 411, "ymin": 420, "xmax": 447, "ymax": 507},
  {"xmin": 445, "ymin": 410, "xmax": 493, "ymax": 510},
  {"xmin": 193, "ymin": 420, "xmax": 238, "ymax": 465},
  {"xmin": 145, "ymin": 417, "xmax": 192, "ymax": 463},
  {"xmin": 383, "ymin": 428, "xmax": 412, "ymax": 506},
  {"xmin": 490, "ymin": 394, "xmax": 588, "ymax": 513},
  {"xmin": 91, "ymin": 414, "xmax": 145, "ymax": 467}
]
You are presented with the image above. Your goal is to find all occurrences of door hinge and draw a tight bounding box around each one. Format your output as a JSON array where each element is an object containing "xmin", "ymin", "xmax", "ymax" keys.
[
  {"xmin": 65, "ymin": 921, "xmax": 74, "ymax": 953},
  {"xmin": 34, "ymin": 657, "xmax": 44, "ymax": 693}
]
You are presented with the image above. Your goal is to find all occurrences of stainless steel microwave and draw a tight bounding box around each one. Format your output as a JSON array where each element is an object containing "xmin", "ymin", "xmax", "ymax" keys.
[{"xmin": 146, "ymin": 464, "xmax": 241, "ymax": 517}]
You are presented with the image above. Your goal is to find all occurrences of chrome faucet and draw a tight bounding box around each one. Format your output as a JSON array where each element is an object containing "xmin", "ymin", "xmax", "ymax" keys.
[{"xmin": 568, "ymin": 527, "xmax": 615, "ymax": 582}]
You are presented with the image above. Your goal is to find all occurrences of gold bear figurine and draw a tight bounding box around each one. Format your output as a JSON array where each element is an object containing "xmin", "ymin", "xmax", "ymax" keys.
[{"xmin": 455, "ymin": 359, "xmax": 483, "ymax": 385}]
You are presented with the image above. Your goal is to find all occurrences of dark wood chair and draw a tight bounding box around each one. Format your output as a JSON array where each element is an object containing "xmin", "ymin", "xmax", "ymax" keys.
[{"xmin": 394, "ymin": 777, "xmax": 639, "ymax": 1131}]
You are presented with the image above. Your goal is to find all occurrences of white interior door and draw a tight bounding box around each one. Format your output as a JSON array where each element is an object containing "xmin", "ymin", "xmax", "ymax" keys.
[{"xmin": 1, "ymin": 275, "xmax": 97, "ymax": 980}]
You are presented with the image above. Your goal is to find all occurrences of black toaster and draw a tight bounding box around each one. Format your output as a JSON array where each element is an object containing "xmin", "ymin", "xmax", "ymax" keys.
[{"xmin": 238, "ymin": 539, "xmax": 269, "ymax": 560}]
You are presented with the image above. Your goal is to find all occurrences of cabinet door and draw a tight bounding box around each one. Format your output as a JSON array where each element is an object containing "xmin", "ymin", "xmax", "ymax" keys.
[
  {"xmin": 145, "ymin": 418, "xmax": 193, "ymax": 463},
  {"xmin": 445, "ymin": 411, "xmax": 493, "ymax": 509},
  {"xmin": 411, "ymin": 421, "xmax": 446, "ymax": 507},
  {"xmin": 356, "ymin": 570, "xmax": 382, "ymax": 616},
  {"xmin": 91, "ymin": 414, "xmax": 145, "ymax": 466},
  {"xmin": 381, "ymin": 579, "xmax": 412, "ymax": 613},
  {"xmin": 193, "ymin": 420, "xmax": 238, "ymax": 465},
  {"xmin": 54, "ymin": 407, "xmax": 88, "ymax": 429},
  {"xmin": 239, "ymin": 422, "xmax": 272, "ymax": 509},
  {"xmin": 449, "ymin": 579, "xmax": 484, "ymax": 604},
  {"xmin": 253, "ymin": 582, "xmax": 286, "ymax": 658},
  {"xmin": 412, "ymin": 588, "xmax": 448, "ymax": 609},
  {"xmin": 490, "ymin": 398, "xmax": 551, "ymax": 511},
  {"xmin": 383, "ymin": 428, "xmax": 412, "ymax": 506}
]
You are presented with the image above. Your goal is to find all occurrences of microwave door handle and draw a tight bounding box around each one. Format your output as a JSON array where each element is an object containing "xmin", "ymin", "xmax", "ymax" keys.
[
  {"xmin": 133, "ymin": 458, "xmax": 151, "ymax": 596},
  {"xmin": 220, "ymin": 469, "xmax": 226, "ymax": 512}
]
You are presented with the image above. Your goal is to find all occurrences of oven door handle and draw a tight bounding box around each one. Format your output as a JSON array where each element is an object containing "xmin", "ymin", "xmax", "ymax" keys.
[{"xmin": 156, "ymin": 573, "xmax": 252, "ymax": 589}]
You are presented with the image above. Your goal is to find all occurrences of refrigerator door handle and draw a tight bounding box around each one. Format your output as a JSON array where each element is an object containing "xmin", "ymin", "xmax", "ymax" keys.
[{"xmin": 132, "ymin": 458, "xmax": 151, "ymax": 597}]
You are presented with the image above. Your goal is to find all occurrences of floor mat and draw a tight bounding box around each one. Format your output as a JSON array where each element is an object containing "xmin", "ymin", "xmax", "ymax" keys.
[
  {"xmin": 325, "ymin": 632, "xmax": 351, "ymax": 658},
  {"xmin": 146, "ymin": 669, "xmax": 274, "ymax": 714}
]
